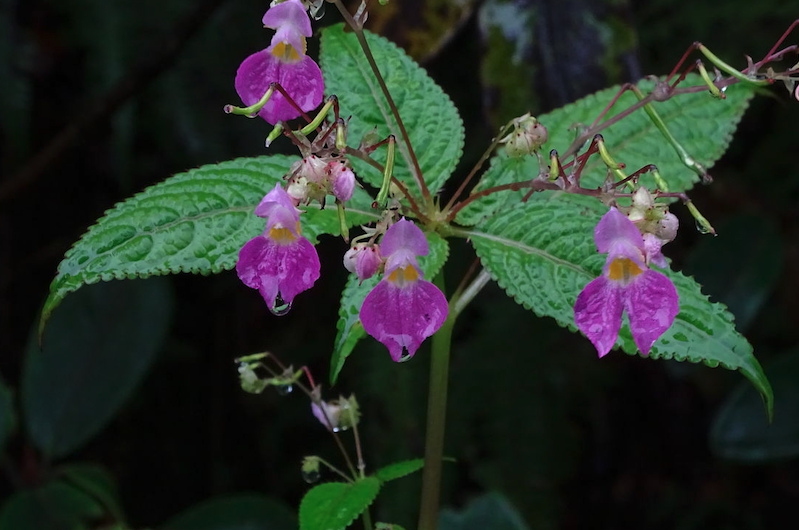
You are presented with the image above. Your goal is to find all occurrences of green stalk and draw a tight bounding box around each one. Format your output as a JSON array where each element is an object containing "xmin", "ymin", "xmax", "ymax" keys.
[{"xmin": 417, "ymin": 271, "xmax": 455, "ymax": 530}]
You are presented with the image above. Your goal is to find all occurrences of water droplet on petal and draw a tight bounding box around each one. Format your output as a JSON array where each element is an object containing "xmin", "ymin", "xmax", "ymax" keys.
[
  {"xmin": 310, "ymin": 3, "xmax": 325, "ymax": 20},
  {"xmin": 302, "ymin": 469, "xmax": 321, "ymax": 483},
  {"xmin": 270, "ymin": 293, "xmax": 292, "ymax": 316},
  {"xmin": 397, "ymin": 350, "xmax": 413, "ymax": 363},
  {"xmin": 275, "ymin": 384, "xmax": 293, "ymax": 396}
]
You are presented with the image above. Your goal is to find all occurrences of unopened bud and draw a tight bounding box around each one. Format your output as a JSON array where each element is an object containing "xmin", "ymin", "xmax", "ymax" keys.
[
  {"xmin": 328, "ymin": 160, "xmax": 355, "ymax": 203},
  {"xmin": 655, "ymin": 212, "xmax": 679, "ymax": 243},
  {"xmin": 301, "ymin": 456, "xmax": 321, "ymax": 483},
  {"xmin": 500, "ymin": 113, "xmax": 548, "ymax": 157},
  {"xmin": 343, "ymin": 243, "xmax": 383, "ymax": 282}
]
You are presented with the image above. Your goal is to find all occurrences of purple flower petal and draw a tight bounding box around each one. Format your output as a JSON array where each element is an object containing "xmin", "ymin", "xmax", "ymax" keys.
[
  {"xmin": 574, "ymin": 275, "xmax": 624, "ymax": 357},
  {"xmin": 235, "ymin": 50, "xmax": 324, "ymax": 124},
  {"xmin": 360, "ymin": 278, "xmax": 448, "ymax": 362},
  {"xmin": 236, "ymin": 233, "xmax": 320, "ymax": 310},
  {"xmin": 381, "ymin": 218, "xmax": 429, "ymax": 257},
  {"xmin": 625, "ymin": 269, "xmax": 679, "ymax": 355},
  {"xmin": 262, "ymin": 0, "xmax": 312, "ymax": 37}
]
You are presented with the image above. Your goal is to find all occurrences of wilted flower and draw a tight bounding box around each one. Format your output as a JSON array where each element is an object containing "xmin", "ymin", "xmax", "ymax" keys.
[
  {"xmin": 574, "ymin": 207, "xmax": 679, "ymax": 357},
  {"xmin": 234, "ymin": 0, "xmax": 324, "ymax": 124},
  {"xmin": 236, "ymin": 184, "xmax": 320, "ymax": 312},
  {"xmin": 311, "ymin": 393, "xmax": 360, "ymax": 432},
  {"xmin": 360, "ymin": 219, "xmax": 448, "ymax": 361}
]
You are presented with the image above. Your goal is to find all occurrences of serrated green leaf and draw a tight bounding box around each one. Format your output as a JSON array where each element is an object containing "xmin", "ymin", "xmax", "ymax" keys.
[
  {"xmin": 163, "ymin": 494, "xmax": 296, "ymax": 530},
  {"xmin": 464, "ymin": 192, "xmax": 771, "ymax": 414},
  {"xmin": 439, "ymin": 492, "xmax": 530, "ymax": 530},
  {"xmin": 320, "ymin": 24, "xmax": 465, "ymax": 196},
  {"xmin": 0, "ymin": 376, "xmax": 14, "ymax": 452},
  {"xmin": 40, "ymin": 155, "xmax": 377, "ymax": 334},
  {"xmin": 456, "ymin": 75, "xmax": 753, "ymax": 226},
  {"xmin": 299, "ymin": 478, "xmax": 381, "ymax": 530},
  {"xmin": 330, "ymin": 231, "xmax": 450, "ymax": 385},
  {"xmin": 24, "ymin": 278, "xmax": 173, "ymax": 458},
  {"xmin": 711, "ymin": 350, "xmax": 799, "ymax": 462},
  {"xmin": 373, "ymin": 459, "xmax": 425, "ymax": 483}
]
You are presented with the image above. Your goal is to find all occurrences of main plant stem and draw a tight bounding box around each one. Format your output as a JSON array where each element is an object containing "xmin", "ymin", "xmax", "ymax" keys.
[{"xmin": 417, "ymin": 271, "xmax": 455, "ymax": 530}]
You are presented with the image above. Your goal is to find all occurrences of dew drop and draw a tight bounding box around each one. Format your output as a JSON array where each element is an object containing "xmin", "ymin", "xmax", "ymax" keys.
[
  {"xmin": 302, "ymin": 469, "xmax": 321, "ymax": 483},
  {"xmin": 275, "ymin": 384, "xmax": 293, "ymax": 396},
  {"xmin": 310, "ymin": 3, "xmax": 325, "ymax": 20},
  {"xmin": 397, "ymin": 350, "xmax": 413, "ymax": 363},
  {"xmin": 694, "ymin": 218, "xmax": 712, "ymax": 235},
  {"xmin": 270, "ymin": 293, "xmax": 292, "ymax": 316}
]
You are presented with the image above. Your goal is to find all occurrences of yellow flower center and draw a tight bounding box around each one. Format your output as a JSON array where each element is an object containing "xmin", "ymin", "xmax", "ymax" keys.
[
  {"xmin": 270, "ymin": 37, "xmax": 306, "ymax": 63},
  {"xmin": 607, "ymin": 257, "xmax": 644, "ymax": 282},
  {"xmin": 387, "ymin": 265, "xmax": 419, "ymax": 285},
  {"xmin": 269, "ymin": 224, "xmax": 299, "ymax": 244}
]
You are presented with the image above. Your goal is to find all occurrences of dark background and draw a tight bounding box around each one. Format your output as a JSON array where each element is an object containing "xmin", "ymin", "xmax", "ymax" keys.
[{"xmin": 1, "ymin": 0, "xmax": 798, "ymax": 528}]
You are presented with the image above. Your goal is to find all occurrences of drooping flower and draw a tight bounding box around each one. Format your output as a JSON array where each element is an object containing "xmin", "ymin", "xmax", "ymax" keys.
[
  {"xmin": 236, "ymin": 184, "xmax": 320, "ymax": 312},
  {"xmin": 343, "ymin": 243, "xmax": 382, "ymax": 282},
  {"xmin": 360, "ymin": 219, "xmax": 448, "ymax": 362},
  {"xmin": 235, "ymin": 0, "xmax": 324, "ymax": 124},
  {"xmin": 574, "ymin": 207, "xmax": 679, "ymax": 357}
]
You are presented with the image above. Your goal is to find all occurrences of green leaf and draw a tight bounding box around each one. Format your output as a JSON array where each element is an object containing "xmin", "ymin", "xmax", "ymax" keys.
[
  {"xmin": 456, "ymin": 75, "xmax": 753, "ymax": 226},
  {"xmin": 23, "ymin": 278, "xmax": 174, "ymax": 458},
  {"xmin": 465, "ymin": 192, "xmax": 772, "ymax": 415},
  {"xmin": 39, "ymin": 155, "xmax": 377, "ymax": 334},
  {"xmin": 711, "ymin": 350, "xmax": 799, "ymax": 462},
  {"xmin": 330, "ymin": 231, "xmax": 450, "ymax": 384},
  {"xmin": 0, "ymin": 480, "xmax": 104, "ymax": 530},
  {"xmin": 0, "ymin": 376, "xmax": 15, "ymax": 452},
  {"xmin": 373, "ymin": 459, "xmax": 425, "ymax": 483},
  {"xmin": 163, "ymin": 494, "xmax": 296, "ymax": 530},
  {"xmin": 299, "ymin": 478, "xmax": 381, "ymax": 530},
  {"xmin": 439, "ymin": 492, "xmax": 530, "ymax": 530},
  {"xmin": 58, "ymin": 463, "xmax": 125, "ymax": 521},
  {"xmin": 320, "ymin": 24, "xmax": 465, "ymax": 196}
]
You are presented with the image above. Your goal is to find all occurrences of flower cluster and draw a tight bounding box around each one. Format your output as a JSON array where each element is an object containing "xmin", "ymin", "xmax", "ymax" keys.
[
  {"xmin": 234, "ymin": 0, "xmax": 324, "ymax": 124},
  {"xmin": 574, "ymin": 198, "xmax": 679, "ymax": 358},
  {"xmin": 286, "ymin": 155, "xmax": 356, "ymax": 206}
]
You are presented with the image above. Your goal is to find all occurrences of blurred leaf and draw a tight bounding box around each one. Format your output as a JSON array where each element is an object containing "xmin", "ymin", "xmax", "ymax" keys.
[
  {"xmin": 320, "ymin": 24, "xmax": 465, "ymax": 196},
  {"xmin": 711, "ymin": 350, "xmax": 799, "ymax": 462},
  {"xmin": 330, "ymin": 232, "xmax": 449, "ymax": 384},
  {"xmin": 684, "ymin": 214, "xmax": 782, "ymax": 331},
  {"xmin": 39, "ymin": 155, "xmax": 377, "ymax": 334},
  {"xmin": 0, "ymin": 480, "xmax": 104, "ymax": 530},
  {"xmin": 0, "ymin": 376, "xmax": 14, "ymax": 452},
  {"xmin": 464, "ymin": 192, "xmax": 772, "ymax": 415},
  {"xmin": 457, "ymin": 75, "xmax": 753, "ymax": 226},
  {"xmin": 439, "ymin": 492, "xmax": 530, "ymax": 530},
  {"xmin": 163, "ymin": 494, "xmax": 295, "ymax": 530},
  {"xmin": 299, "ymin": 478, "xmax": 381, "ymax": 530},
  {"xmin": 23, "ymin": 277, "xmax": 174, "ymax": 459},
  {"xmin": 373, "ymin": 459, "xmax": 424, "ymax": 483},
  {"xmin": 59, "ymin": 463, "xmax": 125, "ymax": 521}
]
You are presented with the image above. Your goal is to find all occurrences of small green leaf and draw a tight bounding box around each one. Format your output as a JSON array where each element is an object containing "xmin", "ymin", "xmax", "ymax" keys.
[
  {"xmin": 0, "ymin": 376, "xmax": 15, "ymax": 452},
  {"xmin": 40, "ymin": 155, "xmax": 377, "ymax": 334},
  {"xmin": 711, "ymin": 350, "xmax": 799, "ymax": 462},
  {"xmin": 373, "ymin": 459, "xmax": 425, "ymax": 483},
  {"xmin": 320, "ymin": 24, "xmax": 465, "ymax": 196},
  {"xmin": 439, "ymin": 492, "xmax": 530, "ymax": 530},
  {"xmin": 457, "ymin": 75, "xmax": 753, "ymax": 226},
  {"xmin": 0, "ymin": 480, "xmax": 104, "ymax": 530},
  {"xmin": 465, "ymin": 192, "xmax": 771, "ymax": 414},
  {"xmin": 163, "ymin": 494, "xmax": 296, "ymax": 530},
  {"xmin": 23, "ymin": 278, "xmax": 174, "ymax": 458},
  {"xmin": 58, "ymin": 463, "xmax": 125, "ymax": 521},
  {"xmin": 299, "ymin": 478, "xmax": 381, "ymax": 530},
  {"xmin": 330, "ymin": 231, "xmax": 450, "ymax": 384}
]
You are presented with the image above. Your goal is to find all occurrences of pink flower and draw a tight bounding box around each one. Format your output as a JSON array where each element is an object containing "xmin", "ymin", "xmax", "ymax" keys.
[
  {"xmin": 343, "ymin": 243, "xmax": 382, "ymax": 282},
  {"xmin": 235, "ymin": 0, "xmax": 324, "ymax": 124},
  {"xmin": 360, "ymin": 219, "xmax": 448, "ymax": 362},
  {"xmin": 574, "ymin": 207, "xmax": 679, "ymax": 357},
  {"xmin": 236, "ymin": 184, "xmax": 320, "ymax": 312}
]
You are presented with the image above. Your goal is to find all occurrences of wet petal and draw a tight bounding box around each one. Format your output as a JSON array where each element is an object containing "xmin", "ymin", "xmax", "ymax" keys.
[
  {"xmin": 360, "ymin": 279, "xmax": 448, "ymax": 362},
  {"xmin": 625, "ymin": 269, "xmax": 679, "ymax": 355},
  {"xmin": 235, "ymin": 50, "xmax": 324, "ymax": 124},
  {"xmin": 574, "ymin": 275, "xmax": 624, "ymax": 357}
]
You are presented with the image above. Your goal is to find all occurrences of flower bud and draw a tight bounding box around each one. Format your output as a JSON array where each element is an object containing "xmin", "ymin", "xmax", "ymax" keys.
[
  {"xmin": 300, "ymin": 155, "xmax": 328, "ymax": 183},
  {"xmin": 343, "ymin": 243, "xmax": 383, "ymax": 282},
  {"xmin": 655, "ymin": 212, "xmax": 679, "ymax": 243},
  {"xmin": 500, "ymin": 113, "xmax": 548, "ymax": 157},
  {"xmin": 328, "ymin": 160, "xmax": 355, "ymax": 202},
  {"xmin": 311, "ymin": 394, "xmax": 360, "ymax": 432}
]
